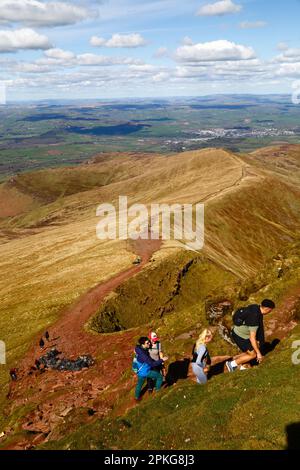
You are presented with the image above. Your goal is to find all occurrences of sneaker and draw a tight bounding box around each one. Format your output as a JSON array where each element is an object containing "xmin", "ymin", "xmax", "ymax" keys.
[
  {"xmin": 225, "ymin": 361, "xmax": 238, "ymax": 373},
  {"xmin": 239, "ymin": 365, "xmax": 248, "ymax": 370}
]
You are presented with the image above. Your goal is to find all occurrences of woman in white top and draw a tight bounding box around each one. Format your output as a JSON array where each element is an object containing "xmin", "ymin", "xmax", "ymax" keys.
[{"xmin": 191, "ymin": 329, "xmax": 213, "ymax": 385}]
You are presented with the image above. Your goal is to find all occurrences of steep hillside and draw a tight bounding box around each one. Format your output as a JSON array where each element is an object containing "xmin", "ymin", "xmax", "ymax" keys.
[
  {"xmin": 40, "ymin": 324, "xmax": 300, "ymax": 451},
  {"xmin": 0, "ymin": 145, "xmax": 299, "ymax": 449}
]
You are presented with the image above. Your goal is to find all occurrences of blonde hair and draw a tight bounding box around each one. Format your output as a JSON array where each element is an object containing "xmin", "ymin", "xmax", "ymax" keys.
[{"xmin": 195, "ymin": 328, "xmax": 213, "ymax": 351}]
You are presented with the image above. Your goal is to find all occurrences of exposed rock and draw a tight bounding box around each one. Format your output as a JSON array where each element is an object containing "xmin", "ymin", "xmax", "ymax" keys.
[
  {"xmin": 39, "ymin": 349, "xmax": 94, "ymax": 372},
  {"xmin": 206, "ymin": 300, "xmax": 232, "ymax": 325}
]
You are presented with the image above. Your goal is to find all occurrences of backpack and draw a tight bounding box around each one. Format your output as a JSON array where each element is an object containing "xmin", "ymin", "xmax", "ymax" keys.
[
  {"xmin": 132, "ymin": 355, "xmax": 151, "ymax": 377},
  {"xmin": 232, "ymin": 307, "xmax": 248, "ymax": 326}
]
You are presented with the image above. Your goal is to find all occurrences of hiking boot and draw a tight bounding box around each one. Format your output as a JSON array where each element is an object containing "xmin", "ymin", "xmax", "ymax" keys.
[{"xmin": 225, "ymin": 361, "xmax": 238, "ymax": 373}]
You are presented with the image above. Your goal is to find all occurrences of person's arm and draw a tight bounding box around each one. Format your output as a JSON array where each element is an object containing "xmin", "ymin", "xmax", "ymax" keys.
[
  {"xmin": 249, "ymin": 330, "xmax": 263, "ymax": 362},
  {"xmin": 158, "ymin": 342, "xmax": 164, "ymax": 360},
  {"xmin": 136, "ymin": 347, "xmax": 163, "ymax": 367},
  {"xmin": 195, "ymin": 345, "xmax": 207, "ymax": 367}
]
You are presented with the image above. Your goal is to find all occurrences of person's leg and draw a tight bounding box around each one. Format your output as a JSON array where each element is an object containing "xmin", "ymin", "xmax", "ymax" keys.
[
  {"xmin": 192, "ymin": 364, "xmax": 207, "ymax": 385},
  {"xmin": 229, "ymin": 332, "xmax": 257, "ymax": 368},
  {"xmin": 147, "ymin": 370, "xmax": 163, "ymax": 391},
  {"xmin": 234, "ymin": 350, "xmax": 256, "ymax": 365},
  {"xmin": 147, "ymin": 377, "xmax": 155, "ymax": 392},
  {"xmin": 135, "ymin": 376, "xmax": 145, "ymax": 399}
]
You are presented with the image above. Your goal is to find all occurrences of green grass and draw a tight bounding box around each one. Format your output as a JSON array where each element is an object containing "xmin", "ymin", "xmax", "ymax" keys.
[{"xmin": 40, "ymin": 324, "xmax": 300, "ymax": 450}]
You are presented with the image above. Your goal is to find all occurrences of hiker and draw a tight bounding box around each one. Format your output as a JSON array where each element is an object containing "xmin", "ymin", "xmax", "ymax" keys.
[
  {"xmin": 226, "ymin": 299, "xmax": 275, "ymax": 372},
  {"xmin": 134, "ymin": 337, "xmax": 168, "ymax": 401},
  {"xmin": 191, "ymin": 329, "xmax": 212, "ymax": 385},
  {"xmin": 45, "ymin": 331, "xmax": 50, "ymax": 341},
  {"xmin": 147, "ymin": 331, "xmax": 166, "ymax": 393},
  {"xmin": 9, "ymin": 368, "xmax": 18, "ymax": 381},
  {"xmin": 39, "ymin": 338, "xmax": 45, "ymax": 349}
]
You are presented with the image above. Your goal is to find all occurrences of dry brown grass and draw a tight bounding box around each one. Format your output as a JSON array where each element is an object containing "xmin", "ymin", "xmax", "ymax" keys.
[{"xmin": 0, "ymin": 145, "xmax": 300, "ymax": 396}]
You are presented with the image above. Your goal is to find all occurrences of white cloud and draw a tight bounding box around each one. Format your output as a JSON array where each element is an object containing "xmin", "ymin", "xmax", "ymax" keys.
[
  {"xmin": 175, "ymin": 40, "xmax": 255, "ymax": 62},
  {"xmin": 0, "ymin": 28, "xmax": 52, "ymax": 53},
  {"xmin": 152, "ymin": 71, "xmax": 170, "ymax": 82},
  {"xmin": 273, "ymin": 46, "xmax": 300, "ymax": 63},
  {"xmin": 277, "ymin": 42, "xmax": 289, "ymax": 51},
  {"xmin": 0, "ymin": 0, "xmax": 93, "ymax": 27},
  {"xmin": 154, "ymin": 47, "xmax": 168, "ymax": 58},
  {"xmin": 77, "ymin": 53, "xmax": 141, "ymax": 66},
  {"xmin": 90, "ymin": 33, "xmax": 147, "ymax": 48},
  {"xmin": 128, "ymin": 64, "xmax": 157, "ymax": 72},
  {"xmin": 197, "ymin": 0, "xmax": 242, "ymax": 17},
  {"xmin": 32, "ymin": 49, "xmax": 144, "ymax": 68},
  {"xmin": 45, "ymin": 48, "xmax": 76, "ymax": 61},
  {"xmin": 239, "ymin": 21, "xmax": 267, "ymax": 29},
  {"xmin": 14, "ymin": 62, "xmax": 52, "ymax": 73},
  {"xmin": 276, "ymin": 62, "xmax": 300, "ymax": 77},
  {"xmin": 182, "ymin": 36, "xmax": 194, "ymax": 46}
]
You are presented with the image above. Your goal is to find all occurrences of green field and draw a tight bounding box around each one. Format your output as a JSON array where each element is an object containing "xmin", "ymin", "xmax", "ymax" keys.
[{"xmin": 1, "ymin": 94, "xmax": 300, "ymax": 181}]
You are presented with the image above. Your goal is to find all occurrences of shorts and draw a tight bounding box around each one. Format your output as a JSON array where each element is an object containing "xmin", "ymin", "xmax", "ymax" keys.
[{"xmin": 232, "ymin": 330, "xmax": 254, "ymax": 353}]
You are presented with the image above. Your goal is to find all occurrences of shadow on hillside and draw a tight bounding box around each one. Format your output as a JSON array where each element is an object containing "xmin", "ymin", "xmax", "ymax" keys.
[
  {"xmin": 261, "ymin": 339, "xmax": 280, "ymax": 356},
  {"xmin": 165, "ymin": 359, "xmax": 190, "ymax": 386},
  {"xmin": 164, "ymin": 339, "xmax": 282, "ymax": 385},
  {"xmin": 286, "ymin": 422, "xmax": 300, "ymax": 450},
  {"xmin": 208, "ymin": 360, "xmax": 227, "ymax": 378},
  {"xmin": 248, "ymin": 339, "xmax": 281, "ymax": 367}
]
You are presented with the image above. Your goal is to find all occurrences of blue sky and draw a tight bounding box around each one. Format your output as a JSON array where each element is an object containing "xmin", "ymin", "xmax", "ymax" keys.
[{"xmin": 1, "ymin": 0, "xmax": 300, "ymax": 100}]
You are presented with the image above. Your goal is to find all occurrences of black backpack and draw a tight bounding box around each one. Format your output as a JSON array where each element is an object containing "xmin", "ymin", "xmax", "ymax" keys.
[{"xmin": 232, "ymin": 308, "xmax": 248, "ymax": 326}]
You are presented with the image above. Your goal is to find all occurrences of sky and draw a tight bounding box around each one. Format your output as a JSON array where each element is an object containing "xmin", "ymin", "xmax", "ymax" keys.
[{"xmin": 1, "ymin": 0, "xmax": 300, "ymax": 101}]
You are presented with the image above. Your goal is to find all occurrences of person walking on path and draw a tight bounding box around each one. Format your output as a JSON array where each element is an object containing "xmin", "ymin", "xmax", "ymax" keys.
[
  {"xmin": 134, "ymin": 337, "xmax": 168, "ymax": 401},
  {"xmin": 226, "ymin": 299, "xmax": 275, "ymax": 372},
  {"xmin": 191, "ymin": 329, "xmax": 213, "ymax": 385}
]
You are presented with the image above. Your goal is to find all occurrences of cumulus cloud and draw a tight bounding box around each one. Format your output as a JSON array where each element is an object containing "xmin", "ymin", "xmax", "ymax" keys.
[
  {"xmin": 18, "ymin": 48, "xmax": 145, "ymax": 69},
  {"xmin": 90, "ymin": 33, "xmax": 147, "ymax": 48},
  {"xmin": 0, "ymin": 0, "xmax": 93, "ymax": 27},
  {"xmin": 44, "ymin": 48, "xmax": 76, "ymax": 61},
  {"xmin": 77, "ymin": 53, "xmax": 142, "ymax": 66},
  {"xmin": 0, "ymin": 28, "xmax": 52, "ymax": 52},
  {"xmin": 128, "ymin": 64, "xmax": 157, "ymax": 72},
  {"xmin": 239, "ymin": 21, "xmax": 267, "ymax": 29},
  {"xmin": 277, "ymin": 42, "xmax": 289, "ymax": 51},
  {"xmin": 152, "ymin": 71, "xmax": 170, "ymax": 82},
  {"xmin": 182, "ymin": 36, "xmax": 194, "ymax": 46},
  {"xmin": 154, "ymin": 47, "xmax": 168, "ymax": 58},
  {"xmin": 175, "ymin": 40, "xmax": 255, "ymax": 62},
  {"xmin": 197, "ymin": 0, "xmax": 242, "ymax": 17},
  {"xmin": 273, "ymin": 46, "xmax": 300, "ymax": 63},
  {"xmin": 276, "ymin": 62, "xmax": 300, "ymax": 78}
]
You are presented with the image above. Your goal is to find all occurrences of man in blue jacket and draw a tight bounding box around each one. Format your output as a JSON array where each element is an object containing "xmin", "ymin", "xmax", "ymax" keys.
[{"xmin": 134, "ymin": 337, "xmax": 167, "ymax": 401}]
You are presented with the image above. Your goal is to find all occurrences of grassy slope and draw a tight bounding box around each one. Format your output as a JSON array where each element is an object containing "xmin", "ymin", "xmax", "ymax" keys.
[
  {"xmin": 0, "ymin": 145, "xmax": 300, "ymax": 448},
  {"xmin": 41, "ymin": 323, "xmax": 300, "ymax": 451}
]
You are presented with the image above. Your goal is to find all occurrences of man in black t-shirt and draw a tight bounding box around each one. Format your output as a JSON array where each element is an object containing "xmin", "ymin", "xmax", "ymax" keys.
[{"xmin": 226, "ymin": 299, "xmax": 275, "ymax": 372}]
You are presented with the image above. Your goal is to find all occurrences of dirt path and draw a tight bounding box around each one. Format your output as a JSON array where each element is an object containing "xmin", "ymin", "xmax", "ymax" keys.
[
  {"xmin": 20, "ymin": 237, "xmax": 161, "ymax": 364},
  {"xmin": 3, "ymin": 237, "xmax": 162, "ymax": 449},
  {"xmin": 199, "ymin": 156, "xmax": 260, "ymax": 205}
]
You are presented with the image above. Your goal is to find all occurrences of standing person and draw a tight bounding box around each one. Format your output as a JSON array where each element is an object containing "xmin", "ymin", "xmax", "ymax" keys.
[
  {"xmin": 9, "ymin": 368, "xmax": 18, "ymax": 381},
  {"xmin": 191, "ymin": 329, "xmax": 213, "ymax": 385},
  {"xmin": 134, "ymin": 337, "xmax": 167, "ymax": 401},
  {"xmin": 226, "ymin": 299, "xmax": 275, "ymax": 372},
  {"xmin": 147, "ymin": 331, "xmax": 166, "ymax": 393}
]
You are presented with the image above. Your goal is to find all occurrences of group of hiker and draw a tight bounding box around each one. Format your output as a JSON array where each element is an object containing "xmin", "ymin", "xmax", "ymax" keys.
[{"xmin": 133, "ymin": 299, "xmax": 276, "ymax": 400}]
